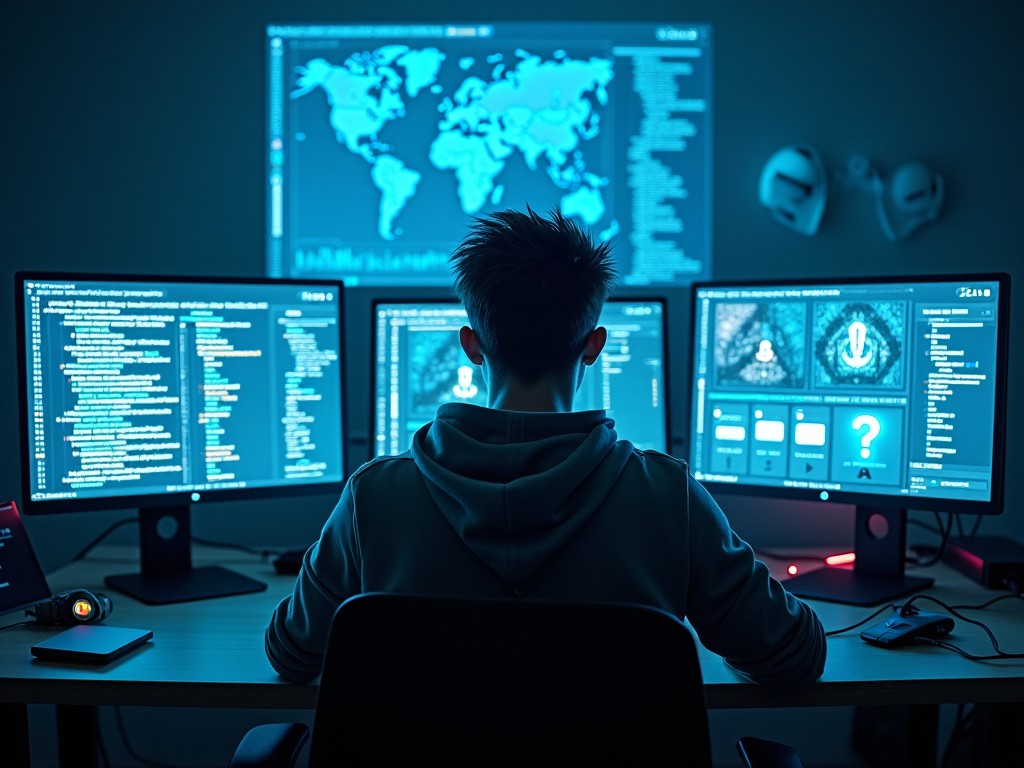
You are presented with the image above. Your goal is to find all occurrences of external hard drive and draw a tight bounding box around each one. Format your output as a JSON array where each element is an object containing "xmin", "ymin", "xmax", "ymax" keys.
[{"xmin": 31, "ymin": 625, "xmax": 153, "ymax": 663}]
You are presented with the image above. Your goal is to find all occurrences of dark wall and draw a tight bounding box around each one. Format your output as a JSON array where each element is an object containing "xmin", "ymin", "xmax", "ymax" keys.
[{"xmin": 3, "ymin": 0, "xmax": 1022, "ymax": 572}]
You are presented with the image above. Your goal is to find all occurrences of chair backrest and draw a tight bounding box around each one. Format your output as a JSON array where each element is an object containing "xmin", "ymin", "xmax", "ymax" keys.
[{"xmin": 309, "ymin": 592, "xmax": 712, "ymax": 767}]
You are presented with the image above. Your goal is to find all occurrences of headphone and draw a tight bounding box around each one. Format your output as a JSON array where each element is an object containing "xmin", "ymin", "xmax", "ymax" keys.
[
  {"xmin": 758, "ymin": 144, "xmax": 828, "ymax": 236},
  {"xmin": 875, "ymin": 160, "xmax": 945, "ymax": 241},
  {"xmin": 760, "ymin": 148, "xmax": 945, "ymax": 240},
  {"xmin": 31, "ymin": 589, "xmax": 113, "ymax": 626}
]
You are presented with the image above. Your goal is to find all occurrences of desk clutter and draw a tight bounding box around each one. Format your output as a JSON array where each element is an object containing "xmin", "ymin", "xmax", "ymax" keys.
[{"xmin": 2, "ymin": 500, "xmax": 153, "ymax": 665}]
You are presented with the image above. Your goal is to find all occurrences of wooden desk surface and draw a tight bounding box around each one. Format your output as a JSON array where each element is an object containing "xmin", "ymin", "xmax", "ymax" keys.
[{"xmin": 1, "ymin": 546, "xmax": 1022, "ymax": 711}]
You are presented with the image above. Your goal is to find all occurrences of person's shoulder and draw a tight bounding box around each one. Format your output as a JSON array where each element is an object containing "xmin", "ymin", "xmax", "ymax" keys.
[
  {"xmin": 617, "ymin": 443, "xmax": 692, "ymax": 482},
  {"xmin": 348, "ymin": 452, "xmax": 417, "ymax": 482},
  {"xmin": 623, "ymin": 444, "xmax": 689, "ymax": 471}
]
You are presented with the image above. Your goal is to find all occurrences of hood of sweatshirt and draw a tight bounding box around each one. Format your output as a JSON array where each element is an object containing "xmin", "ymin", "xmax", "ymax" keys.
[{"xmin": 411, "ymin": 402, "xmax": 634, "ymax": 584}]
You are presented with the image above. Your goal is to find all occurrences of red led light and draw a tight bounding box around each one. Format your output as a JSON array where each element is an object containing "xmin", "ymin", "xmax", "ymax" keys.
[{"xmin": 825, "ymin": 552, "xmax": 856, "ymax": 567}]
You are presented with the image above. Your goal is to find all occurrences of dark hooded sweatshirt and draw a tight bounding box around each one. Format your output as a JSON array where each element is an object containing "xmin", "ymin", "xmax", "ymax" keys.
[{"xmin": 266, "ymin": 403, "xmax": 826, "ymax": 689}]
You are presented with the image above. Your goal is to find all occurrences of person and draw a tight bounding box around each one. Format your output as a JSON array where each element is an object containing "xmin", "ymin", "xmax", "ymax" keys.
[{"xmin": 265, "ymin": 206, "xmax": 827, "ymax": 690}]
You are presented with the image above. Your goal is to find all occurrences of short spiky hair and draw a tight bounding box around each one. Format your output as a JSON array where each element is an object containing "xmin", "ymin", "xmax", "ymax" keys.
[{"xmin": 450, "ymin": 206, "xmax": 617, "ymax": 385}]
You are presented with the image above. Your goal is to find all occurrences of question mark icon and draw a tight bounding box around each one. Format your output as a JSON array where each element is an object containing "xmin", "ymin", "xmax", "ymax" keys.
[{"xmin": 852, "ymin": 415, "xmax": 881, "ymax": 459}]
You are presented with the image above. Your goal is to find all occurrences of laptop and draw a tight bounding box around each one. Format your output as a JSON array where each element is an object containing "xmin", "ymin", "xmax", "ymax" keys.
[{"xmin": 0, "ymin": 500, "xmax": 52, "ymax": 618}]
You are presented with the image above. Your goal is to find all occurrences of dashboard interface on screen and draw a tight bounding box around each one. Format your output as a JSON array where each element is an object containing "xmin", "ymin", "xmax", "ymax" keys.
[
  {"xmin": 19, "ymin": 276, "xmax": 346, "ymax": 508},
  {"xmin": 267, "ymin": 21, "xmax": 713, "ymax": 286},
  {"xmin": 688, "ymin": 276, "xmax": 1007, "ymax": 506},
  {"xmin": 374, "ymin": 300, "xmax": 667, "ymax": 455}
]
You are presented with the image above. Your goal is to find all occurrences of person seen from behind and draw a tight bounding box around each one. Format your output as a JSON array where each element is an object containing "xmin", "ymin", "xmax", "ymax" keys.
[{"xmin": 266, "ymin": 206, "xmax": 827, "ymax": 690}]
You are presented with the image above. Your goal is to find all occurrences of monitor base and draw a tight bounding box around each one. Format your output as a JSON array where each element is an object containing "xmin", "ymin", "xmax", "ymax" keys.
[
  {"xmin": 784, "ymin": 567, "xmax": 933, "ymax": 606},
  {"xmin": 105, "ymin": 565, "xmax": 266, "ymax": 605}
]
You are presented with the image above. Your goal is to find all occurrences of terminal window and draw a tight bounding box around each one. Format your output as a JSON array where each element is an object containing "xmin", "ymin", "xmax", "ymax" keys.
[{"xmin": 22, "ymin": 279, "xmax": 345, "ymax": 504}]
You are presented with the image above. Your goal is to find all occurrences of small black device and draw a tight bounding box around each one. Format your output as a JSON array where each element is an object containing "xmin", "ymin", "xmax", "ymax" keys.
[
  {"xmin": 273, "ymin": 548, "xmax": 306, "ymax": 576},
  {"xmin": 942, "ymin": 536, "xmax": 1024, "ymax": 590},
  {"xmin": 31, "ymin": 589, "xmax": 113, "ymax": 626},
  {"xmin": 860, "ymin": 610, "xmax": 954, "ymax": 648},
  {"xmin": 31, "ymin": 624, "xmax": 153, "ymax": 664}
]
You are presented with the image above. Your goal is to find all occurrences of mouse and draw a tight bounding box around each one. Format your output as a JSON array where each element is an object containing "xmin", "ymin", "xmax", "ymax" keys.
[
  {"xmin": 860, "ymin": 610, "xmax": 954, "ymax": 648},
  {"xmin": 272, "ymin": 548, "xmax": 307, "ymax": 576}
]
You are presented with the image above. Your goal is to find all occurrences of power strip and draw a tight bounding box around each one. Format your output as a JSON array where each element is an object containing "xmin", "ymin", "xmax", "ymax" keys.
[{"xmin": 943, "ymin": 536, "xmax": 1024, "ymax": 590}]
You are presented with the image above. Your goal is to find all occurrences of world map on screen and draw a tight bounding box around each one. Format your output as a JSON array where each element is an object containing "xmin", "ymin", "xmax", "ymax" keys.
[{"xmin": 290, "ymin": 44, "xmax": 616, "ymax": 243}]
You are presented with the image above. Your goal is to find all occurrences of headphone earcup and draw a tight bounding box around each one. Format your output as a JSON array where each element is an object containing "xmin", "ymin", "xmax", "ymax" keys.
[
  {"xmin": 889, "ymin": 162, "xmax": 944, "ymax": 216},
  {"xmin": 759, "ymin": 144, "xmax": 828, "ymax": 236},
  {"xmin": 877, "ymin": 162, "xmax": 944, "ymax": 241},
  {"xmin": 32, "ymin": 589, "xmax": 113, "ymax": 625}
]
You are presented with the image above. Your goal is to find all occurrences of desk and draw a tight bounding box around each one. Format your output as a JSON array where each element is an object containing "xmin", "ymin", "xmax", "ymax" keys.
[{"xmin": 2, "ymin": 546, "xmax": 1022, "ymax": 766}]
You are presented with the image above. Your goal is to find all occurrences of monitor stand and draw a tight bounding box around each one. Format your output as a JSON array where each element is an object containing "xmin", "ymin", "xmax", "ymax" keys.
[
  {"xmin": 105, "ymin": 505, "xmax": 266, "ymax": 605},
  {"xmin": 782, "ymin": 506, "xmax": 933, "ymax": 606}
]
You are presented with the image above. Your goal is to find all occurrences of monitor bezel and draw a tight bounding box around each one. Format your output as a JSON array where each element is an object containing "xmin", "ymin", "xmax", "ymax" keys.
[
  {"xmin": 685, "ymin": 271, "xmax": 1011, "ymax": 517},
  {"xmin": 369, "ymin": 295, "xmax": 672, "ymax": 459},
  {"xmin": 14, "ymin": 271, "xmax": 349, "ymax": 517}
]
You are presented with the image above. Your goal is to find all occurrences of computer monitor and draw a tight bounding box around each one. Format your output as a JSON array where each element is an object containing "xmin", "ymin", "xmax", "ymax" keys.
[
  {"xmin": 15, "ymin": 273, "xmax": 347, "ymax": 605},
  {"xmin": 687, "ymin": 273, "xmax": 1011, "ymax": 605},
  {"xmin": 373, "ymin": 298, "xmax": 668, "ymax": 456},
  {"xmin": 266, "ymin": 21, "xmax": 713, "ymax": 287}
]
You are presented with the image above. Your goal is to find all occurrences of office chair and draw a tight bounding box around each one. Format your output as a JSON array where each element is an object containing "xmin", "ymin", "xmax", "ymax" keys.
[{"xmin": 229, "ymin": 592, "xmax": 804, "ymax": 767}]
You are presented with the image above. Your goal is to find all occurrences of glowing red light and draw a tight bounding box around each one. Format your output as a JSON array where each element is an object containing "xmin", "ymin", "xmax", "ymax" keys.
[{"xmin": 825, "ymin": 552, "xmax": 856, "ymax": 566}]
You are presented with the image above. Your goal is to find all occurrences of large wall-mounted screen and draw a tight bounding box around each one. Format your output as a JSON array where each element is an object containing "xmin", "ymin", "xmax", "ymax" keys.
[{"xmin": 267, "ymin": 21, "xmax": 713, "ymax": 286}]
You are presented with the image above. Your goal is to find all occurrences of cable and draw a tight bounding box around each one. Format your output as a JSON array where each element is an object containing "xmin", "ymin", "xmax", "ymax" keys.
[
  {"xmin": 0, "ymin": 620, "xmax": 35, "ymax": 632},
  {"xmin": 902, "ymin": 593, "xmax": 1024, "ymax": 659},
  {"xmin": 825, "ymin": 603, "xmax": 900, "ymax": 637},
  {"xmin": 947, "ymin": 592, "xmax": 1024, "ymax": 612},
  {"xmin": 190, "ymin": 535, "xmax": 282, "ymax": 560},
  {"xmin": 939, "ymin": 703, "xmax": 978, "ymax": 768},
  {"xmin": 69, "ymin": 517, "xmax": 138, "ymax": 563},
  {"xmin": 113, "ymin": 706, "xmax": 182, "ymax": 768},
  {"xmin": 825, "ymin": 591, "xmax": 1024, "ymax": 649},
  {"xmin": 97, "ymin": 723, "xmax": 111, "ymax": 768},
  {"xmin": 911, "ymin": 636, "xmax": 1024, "ymax": 660},
  {"xmin": 954, "ymin": 512, "xmax": 983, "ymax": 539},
  {"xmin": 66, "ymin": 517, "xmax": 282, "ymax": 564},
  {"xmin": 907, "ymin": 512, "xmax": 945, "ymax": 538},
  {"xmin": 907, "ymin": 511, "xmax": 953, "ymax": 567}
]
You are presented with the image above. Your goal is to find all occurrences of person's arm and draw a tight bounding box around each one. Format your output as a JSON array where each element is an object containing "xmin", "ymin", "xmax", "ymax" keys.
[
  {"xmin": 683, "ymin": 477, "xmax": 827, "ymax": 691},
  {"xmin": 265, "ymin": 482, "xmax": 363, "ymax": 683}
]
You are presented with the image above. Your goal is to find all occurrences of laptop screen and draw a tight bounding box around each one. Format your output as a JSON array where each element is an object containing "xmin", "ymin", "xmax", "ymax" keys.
[{"xmin": 0, "ymin": 501, "xmax": 52, "ymax": 617}]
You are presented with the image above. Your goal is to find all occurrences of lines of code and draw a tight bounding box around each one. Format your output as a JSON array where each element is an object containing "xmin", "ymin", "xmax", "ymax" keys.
[
  {"xmin": 22, "ymin": 280, "xmax": 345, "ymax": 503},
  {"xmin": 623, "ymin": 50, "xmax": 708, "ymax": 284}
]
